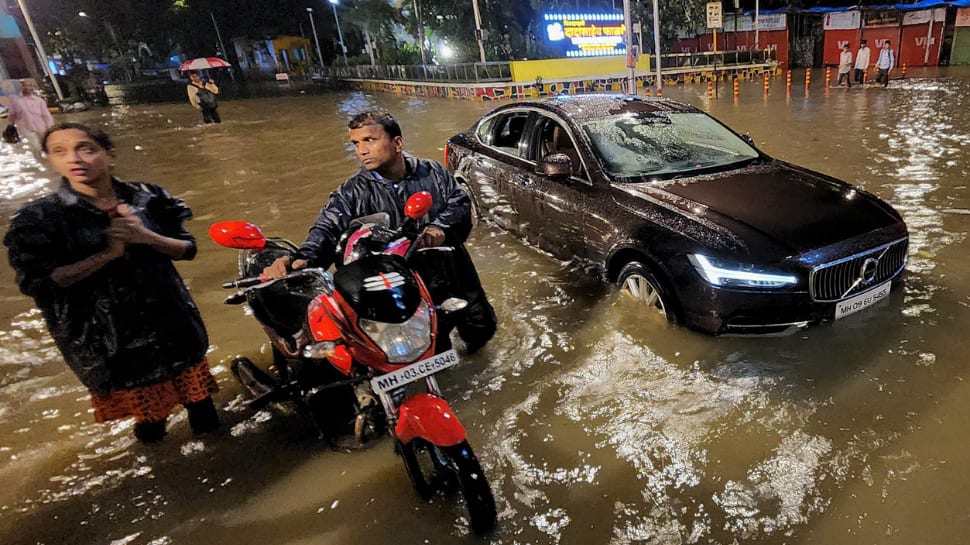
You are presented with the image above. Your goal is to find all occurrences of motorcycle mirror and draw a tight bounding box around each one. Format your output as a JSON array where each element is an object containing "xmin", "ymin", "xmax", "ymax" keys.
[
  {"xmin": 404, "ymin": 191, "xmax": 433, "ymax": 220},
  {"xmin": 439, "ymin": 297, "xmax": 469, "ymax": 313},
  {"xmin": 209, "ymin": 221, "xmax": 267, "ymax": 250}
]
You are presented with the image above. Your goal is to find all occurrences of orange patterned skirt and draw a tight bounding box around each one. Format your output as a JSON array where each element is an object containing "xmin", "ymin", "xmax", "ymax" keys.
[{"xmin": 90, "ymin": 360, "xmax": 219, "ymax": 423}]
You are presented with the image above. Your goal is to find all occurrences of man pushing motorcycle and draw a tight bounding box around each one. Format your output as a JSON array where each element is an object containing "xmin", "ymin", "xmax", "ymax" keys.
[{"xmin": 263, "ymin": 109, "xmax": 497, "ymax": 352}]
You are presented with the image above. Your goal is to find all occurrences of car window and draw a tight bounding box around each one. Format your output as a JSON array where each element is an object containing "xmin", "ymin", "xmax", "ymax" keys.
[
  {"xmin": 475, "ymin": 117, "xmax": 496, "ymax": 145},
  {"xmin": 582, "ymin": 111, "xmax": 759, "ymax": 178},
  {"xmin": 491, "ymin": 112, "xmax": 529, "ymax": 156},
  {"xmin": 530, "ymin": 116, "xmax": 586, "ymax": 177}
]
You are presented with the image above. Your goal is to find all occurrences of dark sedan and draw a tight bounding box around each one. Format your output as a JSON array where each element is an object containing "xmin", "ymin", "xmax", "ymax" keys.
[{"xmin": 445, "ymin": 94, "xmax": 908, "ymax": 335}]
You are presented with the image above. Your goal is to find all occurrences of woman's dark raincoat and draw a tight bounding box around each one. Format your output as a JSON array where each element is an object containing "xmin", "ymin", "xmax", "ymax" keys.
[{"xmin": 4, "ymin": 179, "xmax": 208, "ymax": 395}]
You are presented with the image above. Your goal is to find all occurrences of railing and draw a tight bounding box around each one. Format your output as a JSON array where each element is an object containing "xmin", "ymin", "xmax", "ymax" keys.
[
  {"xmin": 320, "ymin": 62, "xmax": 512, "ymax": 83},
  {"xmin": 649, "ymin": 49, "xmax": 776, "ymax": 70},
  {"xmin": 318, "ymin": 50, "xmax": 775, "ymax": 84}
]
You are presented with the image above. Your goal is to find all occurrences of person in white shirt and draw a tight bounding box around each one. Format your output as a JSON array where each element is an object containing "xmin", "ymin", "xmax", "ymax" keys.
[
  {"xmin": 838, "ymin": 44, "xmax": 853, "ymax": 88},
  {"xmin": 875, "ymin": 40, "xmax": 896, "ymax": 87},
  {"xmin": 854, "ymin": 39, "xmax": 871, "ymax": 84},
  {"xmin": 6, "ymin": 79, "xmax": 54, "ymax": 152}
]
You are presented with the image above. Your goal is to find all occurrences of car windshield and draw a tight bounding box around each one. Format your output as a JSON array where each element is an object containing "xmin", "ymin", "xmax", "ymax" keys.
[{"xmin": 582, "ymin": 111, "xmax": 760, "ymax": 178}]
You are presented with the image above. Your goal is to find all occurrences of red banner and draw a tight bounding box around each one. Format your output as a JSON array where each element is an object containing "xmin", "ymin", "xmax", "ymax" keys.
[
  {"xmin": 861, "ymin": 27, "xmax": 900, "ymax": 55},
  {"xmin": 899, "ymin": 22, "xmax": 944, "ymax": 66},
  {"xmin": 823, "ymin": 29, "xmax": 861, "ymax": 66}
]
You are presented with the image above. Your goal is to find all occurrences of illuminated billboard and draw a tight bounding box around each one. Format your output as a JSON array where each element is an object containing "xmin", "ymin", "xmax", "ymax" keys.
[{"xmin": 543, "ymin": 12, "xmax": 627, "ymax": 58}]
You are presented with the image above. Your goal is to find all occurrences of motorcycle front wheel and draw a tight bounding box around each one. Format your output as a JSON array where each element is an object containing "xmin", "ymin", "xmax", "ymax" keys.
[{"xmin": 398, "ymin": 438, "xmax": 497, "ymax": 535}]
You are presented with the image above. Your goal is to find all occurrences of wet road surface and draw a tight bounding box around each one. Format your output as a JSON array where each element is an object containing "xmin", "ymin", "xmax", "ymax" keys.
[{"xmin": 2, "ymin": 67, "xmax": 970, "ymax": 544}]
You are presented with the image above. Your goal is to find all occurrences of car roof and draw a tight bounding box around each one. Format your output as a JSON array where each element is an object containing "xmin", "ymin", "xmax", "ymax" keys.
[{"xmin": 493, "ymin": 94, "xmax": 701, "ymax": 124}]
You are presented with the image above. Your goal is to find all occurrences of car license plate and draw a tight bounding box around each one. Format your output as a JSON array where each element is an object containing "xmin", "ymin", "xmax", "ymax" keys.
[
  {"xmin": 834, "ymin": 281, "xmax": 891, "ymax": 320},
  {"xmin": 371, "ymin": 349, "xmax": 459, "ymax": 393}
]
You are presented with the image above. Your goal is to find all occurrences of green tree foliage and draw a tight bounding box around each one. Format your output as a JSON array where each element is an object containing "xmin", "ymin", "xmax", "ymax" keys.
[
  {"xmin": 632, "ymin": 0, "xmax": 709, "ymax": 53},
  {"xmin": 26, "ymin": 0, "xmax": 738, "ymax": 78},
  {"xmin": 340, "ymin": 0, "xmax": 404, "ymax": 63}
]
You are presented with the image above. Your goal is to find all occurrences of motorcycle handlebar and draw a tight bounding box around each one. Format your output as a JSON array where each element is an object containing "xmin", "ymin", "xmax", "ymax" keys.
[
  {"xmin": 221, "ymin": 276, "xmax": 267, "ymax": 289},
  {"xmin": 221, "ymin": 268, "xmax": 330, "ymax": 291}
]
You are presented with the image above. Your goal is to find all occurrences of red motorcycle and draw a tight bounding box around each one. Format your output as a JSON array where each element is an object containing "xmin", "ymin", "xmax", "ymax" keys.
[{"xmin": 209, "ymin": 192, "xmax": 497, "ymax": 534}]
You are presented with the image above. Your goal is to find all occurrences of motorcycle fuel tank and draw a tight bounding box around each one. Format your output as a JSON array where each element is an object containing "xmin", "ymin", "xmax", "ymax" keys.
[{"xmin": 334, "ymin": 254, "xmax": 422, "ymax": 323}]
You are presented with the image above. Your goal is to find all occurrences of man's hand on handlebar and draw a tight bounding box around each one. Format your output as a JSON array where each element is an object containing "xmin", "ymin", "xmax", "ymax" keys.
[
  {"xmin": 262, "ymin": 255, "xmax": 308, "ymax": 279},
  {"xmin": 421, "ymin": 225, "xmax": 446, "ymax": 248}
]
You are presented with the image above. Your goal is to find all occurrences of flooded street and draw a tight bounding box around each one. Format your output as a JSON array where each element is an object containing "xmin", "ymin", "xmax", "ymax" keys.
[{"xmin": 3, "ymin": 67, "xmax": 970, "ymax": 544}]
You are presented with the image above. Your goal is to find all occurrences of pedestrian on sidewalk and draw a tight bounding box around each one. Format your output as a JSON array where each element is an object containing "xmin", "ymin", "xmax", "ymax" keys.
[
  {"xmin": 838, "ymin": 44, "xmax": 853, "ymax": 88},
  {"xmin": 854, "ymin": 40, "xmax": 871, "ymax": 84},
  {"xmin": 875, "ymin": 40, "xmax": 896, "ymax": 87},
  {"xmin": 4, "ymin": 122, "xmax": 220, "ymax": 444},
  {"xmin": 5, "ymin": 79, "xmax": 54, "ymax": 152}
]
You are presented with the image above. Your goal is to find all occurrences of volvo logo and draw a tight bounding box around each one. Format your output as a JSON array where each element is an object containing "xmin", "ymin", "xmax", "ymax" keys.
[{"xmin": 858, "ymin": 257, "xmax": 879, "ymax": 285}]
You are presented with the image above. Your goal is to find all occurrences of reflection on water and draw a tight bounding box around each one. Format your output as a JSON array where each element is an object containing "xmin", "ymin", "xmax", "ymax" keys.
[{"xmin": 3, "ymin": 68, "xmax": 970, "ymax": 544}]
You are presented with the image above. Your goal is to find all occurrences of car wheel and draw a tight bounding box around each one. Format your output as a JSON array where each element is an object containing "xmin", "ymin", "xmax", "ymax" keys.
[
  {"xmin": 618, "ymin": 261, "xmax": 674, "ymax": 322},
  {"xmin": 459, "ymin": 182, "xmax": 480, "ymax": 228}
]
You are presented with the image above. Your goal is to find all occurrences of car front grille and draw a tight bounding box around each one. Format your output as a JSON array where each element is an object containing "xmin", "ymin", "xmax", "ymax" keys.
[{"xmin": 809, "ymin": 237, "xmax": 908, "ymax": 302}]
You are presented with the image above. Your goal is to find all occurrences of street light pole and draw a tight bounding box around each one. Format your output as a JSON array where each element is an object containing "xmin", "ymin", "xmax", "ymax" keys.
[
  {"xmin": 471, "ymin": 0, "xmax": 486, "ymax": 63},
  {"xmin": 306, "ymin": 7, "xmax": 324, "ymax": 68},
  {"xmin": 755, "ymin": 0, "xmax": 760, "ymax": 50},
  {"xmin": 413, "ymin": 0, "xmax": 427, "ymax": 65},
  {"xmin": 15, "ymin": 0, "xmax": 65, "ymax": 100},
  {"xmin": 329, "ymin": 0, "xmax": 349, "ymax": 66},
  {"xmin": 210, "ymin": 11, "xmax": 235, "ymax": 81},
  {"xmin": 653, "ymin": 0, "xmax": 662, "ymax": 94},
  {"xmin": 623, "ymin": 0, "xmax": 635, "ymax": 94}
]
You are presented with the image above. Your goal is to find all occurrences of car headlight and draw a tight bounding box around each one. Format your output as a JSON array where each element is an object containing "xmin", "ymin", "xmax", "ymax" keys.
[
  {"xmin": 688, "ymin": 254, "xmax": 798, "ymax": 289},
  {"xmin": 358, "ymin": 300, "xmax": 433, "ymax": 363}
]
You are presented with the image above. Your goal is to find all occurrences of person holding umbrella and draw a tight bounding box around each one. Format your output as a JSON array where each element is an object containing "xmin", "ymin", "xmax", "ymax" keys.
[{"xmin": 186, "ymin": 71, "xmax": 220, "ymax": 124}]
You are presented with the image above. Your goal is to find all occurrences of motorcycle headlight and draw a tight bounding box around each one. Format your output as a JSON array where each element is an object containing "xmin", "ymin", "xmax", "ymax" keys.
[
  {"xmin": 688, "ymin": 254, "xmax": 798, "ymax": 289},
  {"xmin": 358, "ymin": 300, "xmax": 433, "ymax": 363}
]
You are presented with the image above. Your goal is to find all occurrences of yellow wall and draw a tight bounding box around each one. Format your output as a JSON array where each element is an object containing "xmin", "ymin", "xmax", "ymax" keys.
[
  {"xmin": 273, "ymin": 35, "xmax": 311, "ymax": 52},
  {"xmin": 510, "ymin": 56, "xmax": 651, "ymax": 82}
]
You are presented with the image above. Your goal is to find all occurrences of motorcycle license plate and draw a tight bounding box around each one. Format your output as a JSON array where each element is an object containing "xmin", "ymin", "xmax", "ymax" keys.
[{"xmin": 371, "ymin": 349, "xmax": 459, "ymax": 393}]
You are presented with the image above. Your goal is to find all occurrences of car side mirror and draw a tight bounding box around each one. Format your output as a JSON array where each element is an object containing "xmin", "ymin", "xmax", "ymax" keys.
[
  {"xmin": 741, "ymin": 134, "xmax": 756, "ymax": 147},
  {"xmin": 536, "ymin": 153, "xmax": 573, "ymax": 178}
]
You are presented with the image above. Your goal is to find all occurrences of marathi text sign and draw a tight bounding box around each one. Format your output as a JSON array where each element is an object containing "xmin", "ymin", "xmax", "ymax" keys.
[
  {"xmin": 958, "ymin": 7, "xmax": 970, "ymax": 27},
  {"xmin": 823, "ymin": 11, "xmax": 861, "ymax": 31},
  {"xmin": 864, "ymin": 10, "xmax": 901, "ymax": 28},
  {"xmin": 543, "ymin": 12, "xmax": 627, "ymax": 58},
  {"xmin": 902, "ymin": 8, "xmax": 946, "ymax": 26},
  {"xmin": 723, "ymin": 13, "xmax": 787, "ymax": 32}
]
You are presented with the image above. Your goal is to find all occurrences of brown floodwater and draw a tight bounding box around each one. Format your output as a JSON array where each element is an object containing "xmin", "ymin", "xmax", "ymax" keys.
[{"xmin": 2, "ymin": 67, "xmax": 970, "ymax": 545}]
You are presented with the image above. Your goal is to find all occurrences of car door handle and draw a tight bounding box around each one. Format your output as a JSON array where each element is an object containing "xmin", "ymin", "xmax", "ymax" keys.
[{"xmin": 514, "ymin": 176, "xmax": 534, "ymax": 187}]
